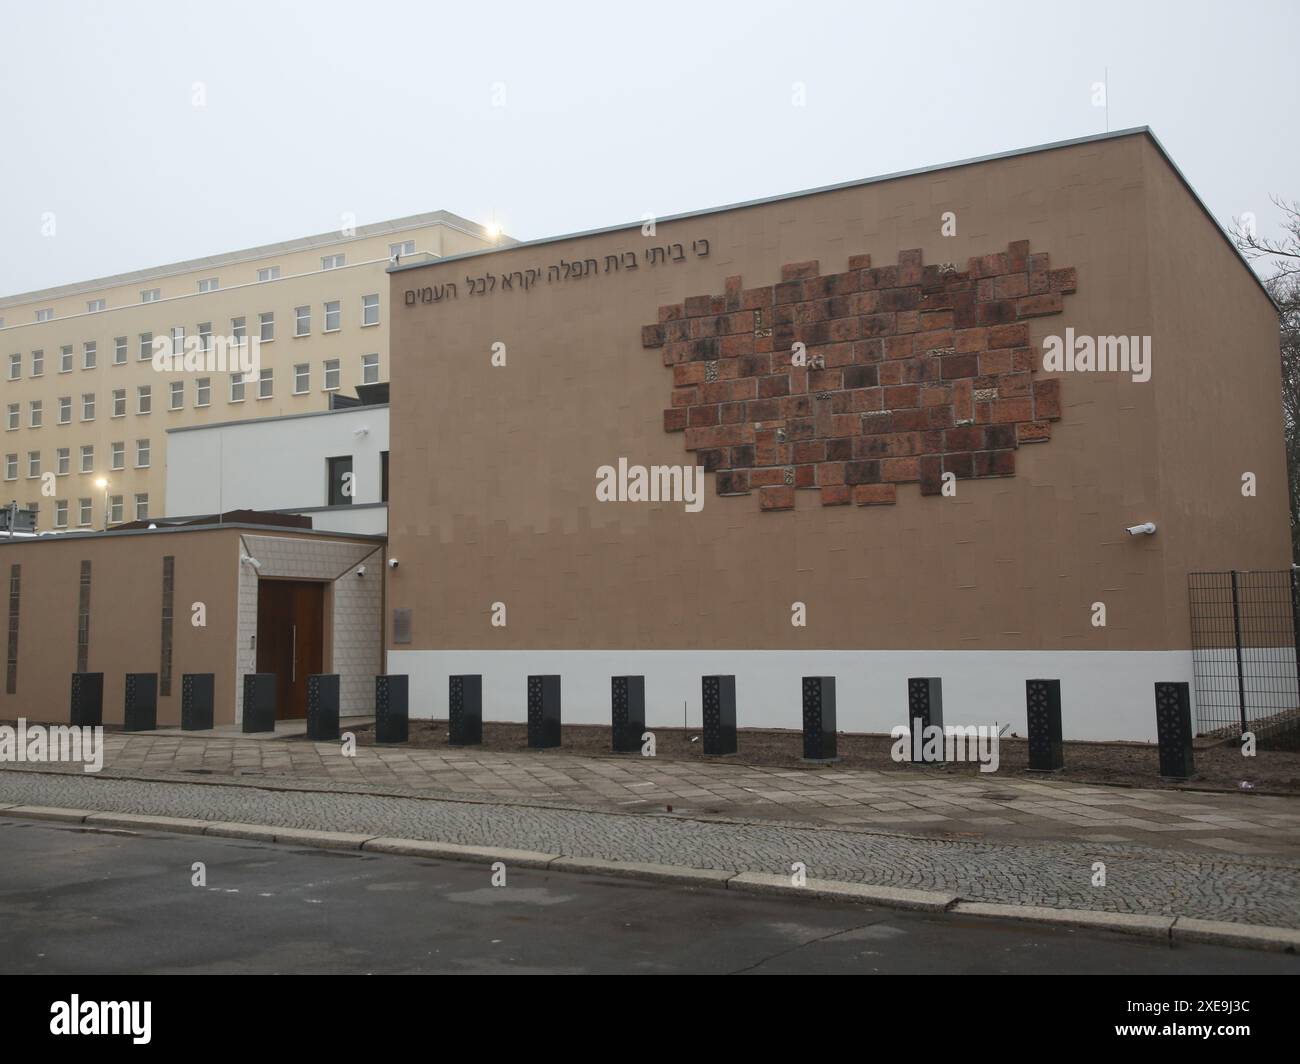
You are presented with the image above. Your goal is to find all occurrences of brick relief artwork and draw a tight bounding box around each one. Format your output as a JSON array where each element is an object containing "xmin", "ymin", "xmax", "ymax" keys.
[{"xmin": 640, "ymin": 242, "xmax": 1076, "ymax": 510}]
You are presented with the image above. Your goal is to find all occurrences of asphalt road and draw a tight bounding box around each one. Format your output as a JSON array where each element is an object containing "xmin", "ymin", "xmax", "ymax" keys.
[{"xmin": 2, "ymin": 818, "xmax": 1298, "ymax": 974}]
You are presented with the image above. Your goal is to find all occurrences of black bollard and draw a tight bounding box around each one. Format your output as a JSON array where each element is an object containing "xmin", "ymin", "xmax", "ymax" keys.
[
  {"xmin": 701, "ymin": 675, "xmax": 737, "ymax": 756},
  {"xmin": 802, "ymin": 676, "xmax": 837, "ymax": 762},
  {"xmin": 123, "ymin": 673, "xmax": 158, "ymax": 732},
  {"xmin": 1026, "ymin": 679, "xmax": 1064, "ymax": 771},
  {"xmin": 307, "ymin": 674, "xmax": 340, "ymax": 741},
  {"xmin": 449, "ymin": 674, "xmax": 482, "ymax": 746},
  {"xmin": 181, "ymin": 673, "xmax": 215, "ymax": 730},
  {"xmin": 242, "ymin": 673, "xmax": 276, "ymax": 733},
  {"xmin": 527, "ymin": 675, "xmax": 561, "ymax": 749},
  {"xmin": 907, "ymin": 677, "xmax": 944, "ymax": 763},
  {"xmin": 611, "ymin": 676, "xmax": 646, "ymax": 753},
  {"xmin": 1155, "ymin": 681, "xmax": 1194, "ymax": 780},
  {"xmin": 70, "ymin": 672, "xmax": 104, "ymax": 727},
  {"xmin": 375, "ymin": 675, "xmax": 409, "ymax": 743}
]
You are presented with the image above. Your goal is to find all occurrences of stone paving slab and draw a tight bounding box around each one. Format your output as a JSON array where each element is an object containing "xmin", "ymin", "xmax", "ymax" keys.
[
  {"xmin": 7, "ymin": 731, "xmax": 1299, "ymax": 857},
  {"xmin": 1, "ymin": 768, "xmax": 1298, "ymax": 930}
]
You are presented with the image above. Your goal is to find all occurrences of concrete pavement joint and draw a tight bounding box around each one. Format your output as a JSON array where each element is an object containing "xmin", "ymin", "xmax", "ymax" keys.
[{"xmin": 2, "ymin": 803, "xmax": 1297, "ymax": 953}]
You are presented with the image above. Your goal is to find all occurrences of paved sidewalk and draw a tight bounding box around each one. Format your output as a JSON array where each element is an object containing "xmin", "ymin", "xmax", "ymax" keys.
[
  {"xmin": 16, "ymin": 731, "xmax": 1300, "ymax": 857},
  {"xmin": 2, "ymin": 769, "xmax": 1299, "ymax": 930}
]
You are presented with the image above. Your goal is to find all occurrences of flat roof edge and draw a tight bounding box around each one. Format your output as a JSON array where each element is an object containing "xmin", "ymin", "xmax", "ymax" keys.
[{"xmin": 0, "ymin": 522, "xmax": 387, "ymax": 545}]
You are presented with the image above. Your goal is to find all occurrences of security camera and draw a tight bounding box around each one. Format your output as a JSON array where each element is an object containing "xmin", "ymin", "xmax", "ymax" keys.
[
  {"xmin": 1125, "ymin": 522, "xmax": 1157, "ymax": 536},
  {"xmin": 387, "ymin": 558, "xmax": 399, "ymax": 569},
  {"xmin": 355, "ymin": 565, "xmax": 366, "ymax": 577},
  {"xmin": 240, "ymin": 553, "xmax": 262, "ymax": 569}
]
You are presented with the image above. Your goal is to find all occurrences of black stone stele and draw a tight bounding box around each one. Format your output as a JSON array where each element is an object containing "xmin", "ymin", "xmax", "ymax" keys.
[
  {"xmin": 242, "ymin": 673, "xmax": 276, "ymax": 733},
  {"xmin": 611, "ymin": 676, "xmax": 646, "ymax": 753},
  {"xmin": 701, "ymin": 675, "xmax": 737, "ymax": 756},
  {"xmin": 449, "ymin": 674, "xmax": 483, "ymax": 746},
  {"xmin": 181, "ymin": 673, "xmax": 215, "ymax": 730},
  {"xmin": 1026, "ymin": 679, "xmax": 1064, "ymax": 771},
  {"xmin": 70, "ymin": 672, "xmax": 104, "ymax": 727},
  {"xmin": 527, "ymin": 675, "xmax": 561, "ymax": 748},
  {"xmin": 907, "ymin": 676, "xmax": 944, "ymax": 763},
  {"xmin": 123, "ymin": 673, "xmax": 158, "ymax": 732},
  {"xmin": 307, "ymin": 674, "xmax": 340, "ymax": 741},
  {"xmin": 1155, "ymin": 681, "xmax": 1194, "ymax": 780},
  {"xmin": 802, "ymin": 676, "xmax": 837, "ymax": 762},
  {"xmin": 375, "ymin": 674, "xmax": 409, "ymax": 743}
]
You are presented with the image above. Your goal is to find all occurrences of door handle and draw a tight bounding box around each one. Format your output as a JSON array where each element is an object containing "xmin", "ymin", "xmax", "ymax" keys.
[{"xmin": 291, "ymin": 624, "xmax": 297, "ymax": 682}]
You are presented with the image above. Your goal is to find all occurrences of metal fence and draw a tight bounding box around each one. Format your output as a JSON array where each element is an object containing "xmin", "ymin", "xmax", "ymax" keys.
[{"xmin": 1188, "ymin": 570, "xmax": 1300, "ymax": 742}]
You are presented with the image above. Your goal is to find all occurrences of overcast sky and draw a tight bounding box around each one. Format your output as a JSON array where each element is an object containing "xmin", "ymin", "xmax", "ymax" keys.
[{"xmin": 1, "ymin": 0, "xmax": 1296, "ymax": 297}]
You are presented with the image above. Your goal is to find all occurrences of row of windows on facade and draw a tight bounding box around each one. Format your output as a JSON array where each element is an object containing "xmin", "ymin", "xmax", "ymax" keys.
[
  {"xmin": 6, "ymin": 439, "xmax": 152, "ymax": 480},
  {"xmin": 6, "ymin": 295, "xmax": 382, "ymax": 380},
  {"xmin": 4, "ymin": 355, "xmax": 382, "ymax": 429},
  {"xmin": 10, "ymin": 495, "xmax": 150, "ymax": 528},
  {"xmin": 5, "ymin": 241, "xmax": 416, "ymax": 326}
]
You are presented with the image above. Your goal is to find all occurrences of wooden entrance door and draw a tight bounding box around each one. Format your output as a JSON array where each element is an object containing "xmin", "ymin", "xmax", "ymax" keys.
[{"xmin": 256, "ymin": 580, "xmax": 325, "ymax": 719}]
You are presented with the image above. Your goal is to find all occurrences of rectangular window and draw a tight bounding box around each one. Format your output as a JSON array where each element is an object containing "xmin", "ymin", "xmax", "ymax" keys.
[
  {"xmin": 28, "ymin": 401, "xmax": 41, "ymax": 428},
  {"xmin": 36, "ymin": 308, "xmax": 54, "ymax": 322},
  {"xmin": 112, "ymin": 389, "xmax": 126, "ymax": 418},
  {"xmin": 113, "ymin": 337, "xmax": 127, "ymax": 365},
  {"xmin": 230, "ymin": 373, "xmax": 245, "ymax": 403},
  {"xmin": 80, "ymin": 445, "xmax": 94, "ymax": 473},
  {"xmin": 109, "ymin": 496, "xmax": 123, "ymax": 524},
  {"xmin": 27, "ymin": 452, "xmax": 40, "ymax": 478},
  {"xmin": 198, "ymin": 322, "xmax": 212, "ymax": 352},
  {"xmin": 3, "ymin": 455, "xmax": 15, "ymax": 480},
  {"xmin": 31, "ymin": 350, "xmax": 43, "ymax": 376},
  {"xmin": 58, "ymin": 397, "xmax": 71, "ymax": 425},
  {"xmin": 87, "ymin": 299, "xmax": 105, "ymax": 313},
  {"xmin": 362, "ymin": 293, "xmax": 379, "ymax": 326},
  {"xmin": 259, "ymin": 312, "xmax": 274, "ymax": 342},
  {"xmin": 137, "ymin": 385, "xmax": 152, "ymax": 415},
  {"xmin": 78, "ymin": 498, "xmax": 92, "ymax": 526},
  {"xmin": 81, "ymin": 393, "xmax": 95, "ymax": 421},
  {"xmin": 141, "ymin": 288, "xmax": 160, "ymax": 303},
  {"xmin": 55, "ymin": 500, "xmax": 68, "ymax": 527},
  {"xmin": 7, "ymin": 353, "xmax": 19, "ymax": 380},
  {"xmin": 324, "ymin": 300, "xmax": 341, "ymax": 332},
  {"xmin": 196, "ymin": 377, "xmax": 211, "ymax": 407},
  {"xmin": 139, "ymin": 332, "xmax": 153, "ymax": 361},
  {"xmin": 388, "ymin": 240, "xmax": 415, "ymax": 259},
  {"xmin": 58, "ymin": 448, "xmax": 71, "ymax": 475},
  {"xmin": 136, "ymin": 439, "xmax": 150, "ymax": 468},
  {"xmin": 324, "ymin": 359, "xmax": 340, "ymax": 391},
  {"xmin": 231, "ymin": 316, "xmax": 246, "ymax": 342},
  {"xmin": 321, "ymin": 254, "xmax": 345, "ymax": 270},
  {"xmin": 258, "ymin": 368, "xmax": 273, "ymax": 399},
  {"xmin": 257, "ymin": 266, "xmax": 279, "ymax": 282},
  {"xmin": 60, "ymin": 345, "xmax": 73, "ymax": 372},
  {"xmin": 134, "ymin": 494, "xmax": 149, "ymax": 521},
  {"xmin": 295, "ymin": 305, "xmax": 310, "ymax": 336},
  {"xmin": 294, "ymin": 364, "xmax": 309, "ymax": 394},
  {"xmin": 197, "ymin": 277, "xmax": 219, "ymax": 293},
  {"xmin": 362, "ymin": 353, "xmax": 380, "ymax": 385},
  {"xmin": 169, "ymin": 380, "xmax": 184, "ymax": 410},
  {"xmin": 110, "ymin": 442, "xmax": 124, "ymax": 470},
  {"xmin": 381, "ymin": 450, "xmax": 389, "ymax": 503},
  {"xmin": 83, "ymin": 341, "xmax": 97, "ymax": 369},
  {"xmin": 5, "ymin": 405, "xmax": 16, "ymax": 431},
  {"xmin": 171, "ymin": 326, "xmax": 184, "ymax": 353},
  {"xmin": 327, "ymin": 456, "xmax": 353, "ymax": 506}
]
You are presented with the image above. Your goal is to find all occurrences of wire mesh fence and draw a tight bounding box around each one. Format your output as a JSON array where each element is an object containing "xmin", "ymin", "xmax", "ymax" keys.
[{"xmin": 1188, "ymin": 570, "xmax": 1300, "ymax": 746}]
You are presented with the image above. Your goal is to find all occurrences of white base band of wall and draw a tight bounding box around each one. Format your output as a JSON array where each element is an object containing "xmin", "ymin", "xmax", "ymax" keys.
[{"xmin": 386, "ymin": 649, "xmax": 1197, "ymax": 743}]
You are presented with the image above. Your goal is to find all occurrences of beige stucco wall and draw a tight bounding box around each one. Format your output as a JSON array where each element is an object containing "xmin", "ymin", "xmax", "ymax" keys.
[{"xmin": 385, "ymin": 132, "xmax": 1289, "ymax": 656}]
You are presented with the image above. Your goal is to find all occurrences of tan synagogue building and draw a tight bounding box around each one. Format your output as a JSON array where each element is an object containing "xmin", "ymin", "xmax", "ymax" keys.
[{"xmin": 385, "ymin": 128, "xmax": 1290, "ymax": 742}]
